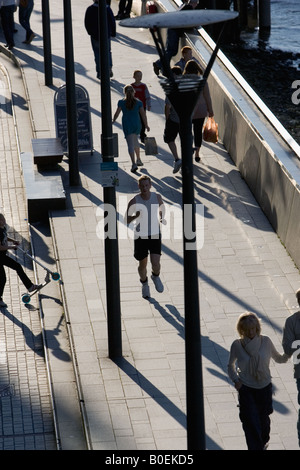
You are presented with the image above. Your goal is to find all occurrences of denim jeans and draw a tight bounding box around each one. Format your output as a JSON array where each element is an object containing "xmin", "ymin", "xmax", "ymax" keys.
[
  {"xmin": 238, "ymin": 383, "xmax": 273, "ymax": 450},
  {"xmin": 91, "ymin": 37, "xmax": 112, "ymax": 79},
  {"xmin": 0, "ymin": 254, "xmax": 33, "ymax": 298},
  {"xmin": 297, "ymin": 378, "xmax": 300, "ymax": 446},
  {"xmin": 0, "ymin": 5, "xmax": 15, "ymax": 47},
  {"xmin": 19, "ymin": 0, "xmax": 34, "ymax": 41}
]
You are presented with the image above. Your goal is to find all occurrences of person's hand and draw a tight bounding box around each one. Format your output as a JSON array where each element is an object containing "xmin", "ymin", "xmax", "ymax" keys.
[
  {"xmin": 146, "ymin": 126, "xmax": 150, "ymax": 132},
  {"xmin": 234, "ymin": 380, "xmax": 242, "ymax": 391}
]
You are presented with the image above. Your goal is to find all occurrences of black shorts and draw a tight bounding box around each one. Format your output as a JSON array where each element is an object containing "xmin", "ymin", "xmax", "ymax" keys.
[
  {"xmin": 163, "ymin": 118, "xmax": 179, "ymax": 144},
  {"xmin": 134, "ymin": 235, "xmax": 162, "ymax": 261}
]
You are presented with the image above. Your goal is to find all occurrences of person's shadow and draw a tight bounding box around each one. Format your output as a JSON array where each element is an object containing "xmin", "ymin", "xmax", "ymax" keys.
[{"xmin": 2, "ymin": 308, "xmax": 70, "ymax": 362}]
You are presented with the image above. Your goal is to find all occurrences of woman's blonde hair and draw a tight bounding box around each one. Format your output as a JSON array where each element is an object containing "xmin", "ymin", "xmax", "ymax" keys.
[
  {"xmin": 123, "ymin": 85, "xmax": 136, "ymax": 110},
  {"xmin": 183, "ymin": 60, "xmax": 203, "ymax": 76},
  {"xmin": 236, "ymin": 311, "xmax": 261, "ymax": 338}
]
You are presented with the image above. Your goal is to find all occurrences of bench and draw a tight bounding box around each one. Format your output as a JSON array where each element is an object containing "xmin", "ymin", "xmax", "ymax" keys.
[
  {"xmin": 21, "ymin": 152, "xmax": 66, "ymax": 223},
  {"xmin": 32, "ymin": 138, "xmax": 64, "ymax": 168}
]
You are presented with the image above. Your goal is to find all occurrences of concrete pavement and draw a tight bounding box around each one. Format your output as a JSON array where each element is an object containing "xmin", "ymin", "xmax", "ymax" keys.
[{"xmin": 0, "ymin": 0, "xmax": 299, "ymax": 451}]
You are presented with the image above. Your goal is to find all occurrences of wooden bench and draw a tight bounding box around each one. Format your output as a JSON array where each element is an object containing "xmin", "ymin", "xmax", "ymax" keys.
[
  {"xmin": 21, "ymin": 152, "xmax": 66, "ymax": 223},
  {"xmin": 32, "ymin": 138, "xmax": 64, "ymax": 168}
]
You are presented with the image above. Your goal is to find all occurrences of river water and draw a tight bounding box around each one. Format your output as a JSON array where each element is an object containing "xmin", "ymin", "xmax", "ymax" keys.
[{"xmin": 239, "ymin": 0, "xmax": 300, "ymax": 57}]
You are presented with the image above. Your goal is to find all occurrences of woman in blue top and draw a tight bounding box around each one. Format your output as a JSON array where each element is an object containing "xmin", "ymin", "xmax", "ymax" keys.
[{"xmin": 113, "ymin": 85, "xmax": 149, "ymax": 173}]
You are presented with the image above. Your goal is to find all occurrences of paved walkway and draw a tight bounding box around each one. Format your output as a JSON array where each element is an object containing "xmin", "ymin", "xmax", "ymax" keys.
[{"xmin": 0, "ymin": 0, "xmax": 299, "ymax": 450}]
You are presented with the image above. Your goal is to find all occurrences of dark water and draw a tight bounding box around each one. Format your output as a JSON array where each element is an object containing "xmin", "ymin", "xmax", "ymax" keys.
[{"xmin": 240, "ymin": 0, "xmax": 300, "ymax": 57}]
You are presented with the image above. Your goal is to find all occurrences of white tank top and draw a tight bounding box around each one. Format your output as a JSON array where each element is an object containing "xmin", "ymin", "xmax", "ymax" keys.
[{"xmin": 133, "ymin": 192, "xmax": 160, "ymax": 238}]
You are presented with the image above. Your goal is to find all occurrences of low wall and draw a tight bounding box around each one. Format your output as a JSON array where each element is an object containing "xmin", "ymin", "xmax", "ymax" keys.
[{"xmin": 143, "ymin": 0, "xmax": 300, "ymax": 270}]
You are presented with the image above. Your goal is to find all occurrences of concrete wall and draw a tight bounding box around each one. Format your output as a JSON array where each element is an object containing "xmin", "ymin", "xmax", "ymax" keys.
[{"xmin": 147, "ymin": 0, "xmax": 300, "ymax": 271}]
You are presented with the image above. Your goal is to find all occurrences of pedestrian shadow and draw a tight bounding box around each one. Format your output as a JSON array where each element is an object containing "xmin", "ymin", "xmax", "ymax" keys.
[
  {"xmin": 1, "ymin": 308, "xmax": 70, "ymax": 362},
  {"xmin": 113, "ymin": 356, "xmax": 222, "ymax": 450},
  {"xmin": 149, "ymin": 299, "xmax": 234, "ymax": 387},
  {"xmin": 113, "ymin": 33, "xmax": 156, "ymax": 55},
  {"xmin": 149, "ymin": 299, "xmax": 184, "ymax": 339}
]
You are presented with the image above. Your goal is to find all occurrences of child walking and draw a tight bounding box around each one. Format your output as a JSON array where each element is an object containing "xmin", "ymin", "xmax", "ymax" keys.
[
  {"xmin": 131, "ymin": 70, "xmax": 151, "ymax": 143},
  {"xmin": 0, "ymin": 213, "xmax": 41, "ymax": 308}
]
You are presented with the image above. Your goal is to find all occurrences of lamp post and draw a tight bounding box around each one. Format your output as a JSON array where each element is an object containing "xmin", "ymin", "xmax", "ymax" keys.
[
  {"xmin": 41, "ymin": 0, "xmax": 52, "ymax": 86},
  {"xmin": 120, "ymin": 9, "xmax": 238, "ymax": 450},
  {"xmin": 63, "ymin": 0, "xmax": 80, "ymax": 186},
  {"xmin": 98, "ymin": 0, "xmax": 122, "ymax": 359}
]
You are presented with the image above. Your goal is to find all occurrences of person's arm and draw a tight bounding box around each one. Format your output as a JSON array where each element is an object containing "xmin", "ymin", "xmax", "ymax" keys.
[
  {"xmin": 0, "ymin": 238, "xmax": 19, "ymax": 251},
  {"xmin": 203, "ymin": 83, "xmax": 214, "ymax": 117},
  {"xmin": 112, "ymin": 106, "xmax": 121, "ymax": 123},
  {"xmin": 165, "ymin": 102, "xmax": 170, "ymax": 120},
  {"xmin": 227, "ymin": 340, "xmax": 243, "ymax": 390},
  {"xmin": 139, "ymin": 107, "xmax": 150, "ymax": 132},
  {"xmin": 157, "ymin": 194, "xmax": 166, "ymax": 224},
  {"xmin": 282, "ymin": 317, "xmax": 297, "ymax": 357},
  {"xmin": 145, "ymin": 85, "xmax": 151, "ymax": 111},
  {"xmin": 269, "ymin": 337, "xmax": 289, "ymax": 363},
  {"xmin": 125, "ymin": 198, "xmax": 140, "ymax": 225},
  {"xmin": 107, "ymin": 6, "xmax": 116, "ymax": 37}
]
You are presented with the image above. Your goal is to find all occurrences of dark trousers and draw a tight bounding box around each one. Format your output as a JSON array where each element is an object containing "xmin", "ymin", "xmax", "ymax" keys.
[
  {"xmin": 238, "ymin": 383, "xmax": 273, "ymax": 450},
  {"xmin": 117, "ymin": 0, "xmax": 132, "ymax": 15},
  {"xmin": 0, "ymin": 254, "xmax": 33, "ymax": 298},
  {"xmin": 192, "ymin": 117, "xmax": 205, "ymax": 148},
  {"xmin": 0, "ymin": 5, "xmax": 15, "ymax": 47},
  {"xmin": 19, "ymin": 0, "xmax": 34, "ymax": 41},
  {"xmin": 297, "ymin": 378, "xmax": 300, "ymax": 446},
  {"xmin": 91, "ymin": 37, "xmax": 112, "ymax": 79},
  {"xmin": 140, "ymin": 108, "xmax": 146, "ymax": 140}
]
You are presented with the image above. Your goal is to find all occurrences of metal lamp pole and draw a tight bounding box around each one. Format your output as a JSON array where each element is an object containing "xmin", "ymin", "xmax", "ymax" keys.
[
  {"xmin": 63, "ymin": 0, "xmax": 80, "ymax": 186},
  {"xmin": 161, "ymin": 73, "xmax": 206, "ymax": 451},
  {"xmin": 41, "ymin": 0, "xmax": 52, "ymax": 86},
  {"xmin": 120, "ymin": 9, "xmax": 238, "ymax": 450},
  {"xmin": 98, "ymin": 0, "xmax": 122, "ymax": 359}
]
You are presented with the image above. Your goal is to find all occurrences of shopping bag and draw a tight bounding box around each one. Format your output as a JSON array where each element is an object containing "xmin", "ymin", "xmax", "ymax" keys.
[
  {"xmin": 203, "ymin": 117, "xmax": 218, "ymax": 143},
  {"xmin": 144, "ymin": 137, "xmax": 158, "ymax": 155}
]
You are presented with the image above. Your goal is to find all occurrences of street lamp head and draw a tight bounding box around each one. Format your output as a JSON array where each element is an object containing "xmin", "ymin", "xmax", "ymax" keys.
[
  {"xmin": 160, "ymin": 74, "xmax": 205, "ymax": 95},
  {"xmin": 119, "ymin": 10, "xmax": 239, "ymax": 29}
]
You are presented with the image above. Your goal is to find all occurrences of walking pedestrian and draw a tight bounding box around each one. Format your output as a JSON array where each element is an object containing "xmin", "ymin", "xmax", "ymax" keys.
[
  {"xmin": 0, "ymin": 0, "xmax": 17, "ymax": 50},
  {"xmin": 183, "ymin": 59, "xmax": 214, "ymax": 162},
  {"xmin": 112, "ymin": 85, "xmax": 149, "ymax": 173},
  {"xmin": 163, "ymin": 66, "xmax": 182, "ymax": 174},
  {"xmin": 0, "ymin": 213, "xmax": 41, "ymax": 308},
  {"xmin": 228, "ymin": 311, "xmax": 288, "ymax": 450},
  {"xmin": 115, "ymin": 0, "xmax": 132, "ymax": 20},
  {"xmin": 153, "ymin": 0, "xmax": 199, "ymax": 76},
  {"xmin": 125, "ymin": 175, "xmax": 165, "ymax": 299},
  {"xmin": 175, "ymin": 45, "xmax": 198, "ymax": 71},
  {"xmin": 84, "ymin": 0, "xmax": 116, "ymax": 79},
  {"xmin": 282, "ymin": 288, "xmax": 300, "ymax": 447},
  {"xmin": 18, "ymin": 0, "xmax": 35, "ymax": 44},
  {"xmin": 131, "ymin": 70, "xmax": 151, "ymax": 143}
]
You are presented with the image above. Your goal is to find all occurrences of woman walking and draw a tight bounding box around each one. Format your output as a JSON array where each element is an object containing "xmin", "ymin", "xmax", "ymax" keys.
[
  {"xmin": 228, "ymin": 311, "xmax": 288, "ymax": 450},
  {"xmin": 183, "ymin": 60, "xmax": 214, "ymax": 162},
  {"xmin": 113, "ymin": 85, "xmax": 149, "ymax": 173}
]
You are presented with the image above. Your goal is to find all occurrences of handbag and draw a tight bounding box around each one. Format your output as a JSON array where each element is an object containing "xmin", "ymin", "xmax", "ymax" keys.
[
  {"xmin": 203, "ymin": 117, "xmax": 218, "ymax": 143},
  {"xmin": 20, "ymin": 0, "xmax": 29, "ymax": 7}
]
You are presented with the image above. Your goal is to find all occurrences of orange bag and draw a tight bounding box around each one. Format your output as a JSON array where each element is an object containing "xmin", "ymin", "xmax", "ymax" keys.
[{"xmin": 203, "ymin": 117, "xmax": 218, "ymax": 143}]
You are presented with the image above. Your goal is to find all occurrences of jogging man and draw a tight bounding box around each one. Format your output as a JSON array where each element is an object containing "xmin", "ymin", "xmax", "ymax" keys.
[{"xmin": 125, "ymin": 175, "xmax": 165, "ymax": 299}]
